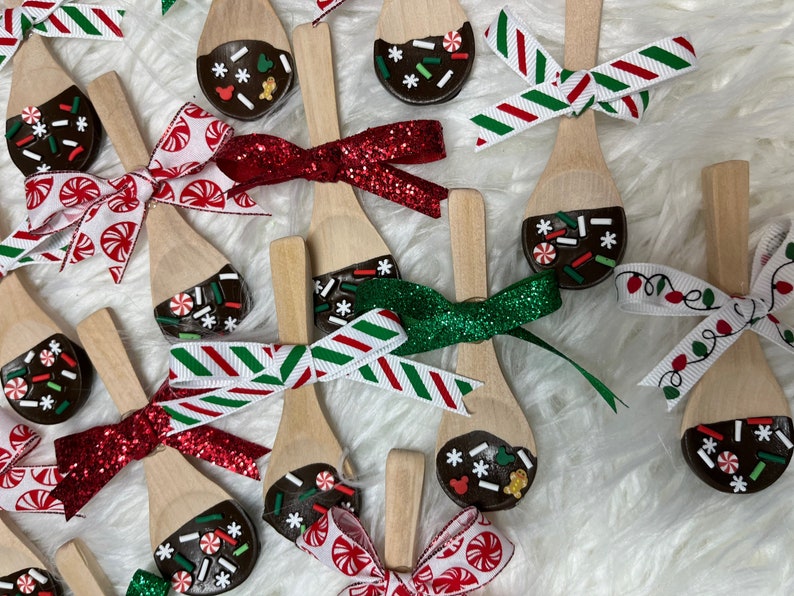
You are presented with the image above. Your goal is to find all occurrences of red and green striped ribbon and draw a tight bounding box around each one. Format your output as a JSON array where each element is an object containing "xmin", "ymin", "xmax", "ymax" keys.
[{"xmin": 0, "ymin": 221, "xmax": 68, "ymax": 279}]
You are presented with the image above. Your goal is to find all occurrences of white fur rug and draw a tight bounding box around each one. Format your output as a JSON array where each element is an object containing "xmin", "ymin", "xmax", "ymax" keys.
[{"xmin": 3, "ymin": 0, "xmax": 794, "ymax": 594}]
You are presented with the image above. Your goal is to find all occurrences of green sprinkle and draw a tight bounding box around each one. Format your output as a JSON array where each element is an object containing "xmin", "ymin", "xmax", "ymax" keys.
[
  {"xmin": 563, "ymin": 265, "xmax": 585, "ymax": 285},
  {"xmin": 340, "ymin": 283, "xmax": 358, "ymax": 293},
  {"xmin": 758, "ymin": 451, "xmax": 787, "ymax": 465},
  {"xmin": 71, "ymin": 96, "xmax": 80, "ymax": 114},
  {"xmin": 6, "ymin": 367, "xmax": 27, "ymax": 380},
  {"xmin": 556, "ymin": 211, "xmax": 578, "ymax": 228},
  {"xmin": 174, "ymin": 553, "xmax": 194, "ymax": 572},
  {"xmin": 299, "ymin": 488, "xmax": 318, "ymax": 501},
  {"xmin": 750, "ymin": 461, "xmax": 766, "ymax": 481},
  {"xmin": 595, "ymin": 255, "xmax": 617, "ymax": 268},
  {"xmin": 178, "ymin": 333, "xmax": 202, "ymax": 340},
  {"xmin": 300, "ymin": 524, "xmax": 306, "ymax": 534},
  {"xmin": 416, "ymin": 63, "xmax": 432, "ymax": 79},
  {"xmin": 156, "ymin": 316, "xmax": 181, "ymax": 325},
  {"xmin": 194, "ymin": 512, "xmax": 224, "ymax": 523},
  {"xmin": 375, "ymin": 55, "xmax": 390, "ymax": 79},
  {"xmin": 233, "ymin": 543, "xmax": 250, "ymax": 557},
  {"xmin": 422, "ymin": 57, "xmax": 442, "ymax": 65},
  {"xmin": 48, "ymin": 136, "xmax": 58, "ymax": 154},
  {"xmin": 314, "ymin": 303, "xmax": 330, "ymax": 313},
  {"xmin": 274, "ymin": 492, "xmax": 283, "ymax": 516},
  {"xmin": 47, "ymin": 382, "xmax": 63, "ymax": 392},
  {"xmin": 210, "ymin": 281, "xmax": 223, "ymax": 304},
  {"xmin": 5, "ymin": 120, "xmax": 22, "ymax": 139},
  {"xmin": 55, "ymin": 401, "xmax": 70, "ymax": 415}
]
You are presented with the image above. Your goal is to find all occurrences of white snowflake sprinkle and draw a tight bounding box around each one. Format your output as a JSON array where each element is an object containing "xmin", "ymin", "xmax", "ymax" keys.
[
  {"xmin": 75, "ymin": 116, "xmax": 88, "ymax": 132},
  {"xmin": 212, "ymin": 62, "xmax": 228, "ymax": 78},
  {"xmin": 155, "ymin": 543, "xmax": 174, "ymax": 560},
  {"xmin": 600, "ymin": 231, "xmax": 617, "ymax": 249},
  {"xmin": 754, "ymin": 425, "xmax": 772, "ymax": 441},
  {"xmin": 286, "ymin": 512, "xmax": 303, "ymax": 529},
  {"xmin": 702, "ymin": 436, "xmax": 717, "ymax": 455},
  {"xmin": 224, "ymin": 316, "xmax": 238, "ymax": 333},
  {"xmin": 535, "ymin": 218, "xmax": 553, "ymax": 235},
  {"xmin": 36, "ymin": 163, "xmax": 51, "ymax": 173},
  {"xmin": 388, "ymin": 46, "xmax": 403, "ymax": 62},
  {"xmin": 31, "ymin": 121, "xmax": 47, "ymax": 137},
  {"xmin": 40, "ymin": 395, "xmax": 54, "ymax": 411},
  {"xmin": 314, "ymin": 280, "xmax": 323, "ymax": 294},
  {"xmin": 446, "ymin": 448, "xmax": 463, "ymax": 467},
  {"xmin": 214, "ymin": 571, "xmax": 231, "ymax": 589},
  {"xmin": 335, "ymin": 300, "xmax": 352, "ymax": 316},
  {"xmin": 341, "ymin": 501, "xmax": 354, "ymax": 512},
  {"xmin": 201, "ymin": 314, "xmax": 217, "ymax": 329},
  {"xmin": 235, "ymin": 68, "xmax": 251, "ymax": 83},
  {"xmin": 730, "ymin": 475, "xmax": 747, "ymax": 493},
  {"xmin": 226, "ymin": 521, "xmax": 242, "ymax": 539},
  {"xmin": 402, "ymin": 74, "xmax": 419, "ymax": 89},
  {"xmin": 472, "ymin": 459, "xmax": 490, "ymax": 478},
  {"xmin": 48, "ymin": 340, "xmax": 62, "ymax": 354},
  {"xmin": 377, "ymin": 259, "xmax": 393, "ymax": 276}
]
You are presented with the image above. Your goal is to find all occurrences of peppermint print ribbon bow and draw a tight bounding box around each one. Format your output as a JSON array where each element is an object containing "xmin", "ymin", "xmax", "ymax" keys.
[
  {"xmin": 297, "ymin": 506, "xmax": 514, "ymax": 596},
  {"xmin": 126, "ymin": 569, "xmax": 169, "ymax": 596},
  {"xmin": 0, "ymin": 409, "xmax": 67, "ymax": 514},
  {"xmin": 470, "ymin": 6, "xmax": 697, "ymax": 150},
  {"xmin": 215, "ymin": 120, "xmax": 449, "ymax": 218},
  {"xmin": 49, "ymin": 380, "xmax": 270, "ymax": 519},
  {"xmin": 23, "ymin": 102, "xmax": 266, "ymax": 283},
  {"xmin": 0, "ymin": 0, "xmax": 125, "ymax": 70},
  {"xmin": 166, "ymin": 309, "xmax": 479, "ymax": 434},
  {"xmin": 355, "ymin": 272, "xmax": 624, "ymax": 412},
  {"xmin": 615, "ymin": 217, "xmax": 794, "ymax": 408},
  {"xmin": 311, "ymin": 0, "xmax": 349, "ymax": 24}
]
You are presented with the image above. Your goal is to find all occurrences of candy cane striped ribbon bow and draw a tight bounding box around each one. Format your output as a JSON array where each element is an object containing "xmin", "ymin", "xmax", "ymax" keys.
[
  {"xmin": 168, "ymin": 310, "xmax": 478, "ymax": 433},
  {"xmin": 471, "ymin": 6, "xmax": 697, "ymax": 150},
  {"xmin": 0, "ymin": 0, "xmax": 125, "ymax": 70},
  {"xmin": 615, "ymin": 217, "xmax": 794, "ymax": 409},
  {"xmin": 297, "ymin": 506, "xmax": 514, "ymax": 596},
  {"xmin": 23, "ymin": 102, "xmax": 267, "ymax": 283},
  {"xmin": 0, "ymin": 225, "xmax": 69, "ymax": 279}
]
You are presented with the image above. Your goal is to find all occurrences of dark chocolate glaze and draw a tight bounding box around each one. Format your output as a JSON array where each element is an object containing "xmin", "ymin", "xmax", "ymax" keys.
[
  {"xmin": 197, "ymin": 40, "xmax": 294, "ymax": 121},
  {"xmin": 681, "ymin": 416, "xmax": 793, "ymax": 494},
  {"xmin": 373, "ymin": 22, "xmax": 475, "ymax": 105},
  {"xmin": 522, "ymin": 206, "xmax": 627, "ymax": 289},
  {"xmin": 5, "ymin": 85, "xmax": 101, "ymax": 176},
  {"xmin": 1, "ymin": 333, "xmax": 92, "ymax": 425},
  {"xmin": 263, "ymin": 462, "xmax": 361, "ymax": 543},
  {"xmin": 0, "ymin": 567, "xmax": 62, "ymax": 596},
  {"xmin": 153, "ymin": 265, "xmax": 250, "ymax": 340},
  {"xmin": 153, "ymin": 499, "xmax": 259, "ymax": 595},
  {"xmin": 436, "ymin": 430, "xmax": 536, "ymax": 511},
  {"xmin": 312, "ymin": 255, "xmax": 400, "ymax": 335}
]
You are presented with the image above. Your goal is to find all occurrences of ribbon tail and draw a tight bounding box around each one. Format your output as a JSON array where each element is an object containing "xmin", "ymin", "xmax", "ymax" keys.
[
  {"xmin": 756, "ymin": 317, "xmax": 794, "ymax": 354},
  {"xmin": 33, "ymin": 6, "xmax": 125, "ymax": 40},
  {"xmin": 126, "ymin": 569, "xmax": 170, "ymax": 596},
  {"xmin": 349, "ymin": 163, "xmax": 447, "ymax": 218},
  {"xmin": 0, "ymin": 220, "xmax": 67, "ymax": 278},
  {"xmin": 164, "ymin": 426, "xmax": 269, "ymax": 480},
  {"xmin": 161, "ymin": 0, "xmax": 178, "ymax": 14},
  {"xmin": 312, "ymin": 0, "xmax": 351, "ymax": 25}
]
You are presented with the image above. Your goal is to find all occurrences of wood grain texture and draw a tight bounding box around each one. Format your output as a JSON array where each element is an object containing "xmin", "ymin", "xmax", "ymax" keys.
[
  {"xmin": 197, "ymin": 0, "xmax": 290, "ymax": 56},
  {"xmin": 384, "ymin": 449, "xmax": 424, "ymax": 573},
  {"xmin": 6, "ymin": 35, "xmax": 75, "ymax": 117},
  {"xmin": 376, "ymin": 0, "xmax": 468, "ymax": 44},
  {"xmin": 0, "ymin": 273, "xmax": 61, "ymax": 366},
  {"xmin": 54, "ymin": 539, "xmax": 115, "ymax": 596},
  {"xmin": 0, "ymin": 512, "xmax": 48, "ymax": 575}
]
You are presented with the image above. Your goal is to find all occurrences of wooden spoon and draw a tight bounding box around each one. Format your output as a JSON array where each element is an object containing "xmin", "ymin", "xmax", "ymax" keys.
[
  {"xmin": 196, "ymin": 0, "xmax": 295, "ymax": 120},
  {"xmin": 5, "ymin": 0, "xmax": 101, "ymax": 176},
  {"xmin": 54, "ymin": 538, "xmax": 114, "ymax": 596},
  {"xmin": 292, "ymin": 22, "xmax": 400, "ymax": 336},
  {"xmin": 0, "ymin": 512, "xmax": 62, "ymax": 594},
  {"xmin": 679, "ymin": 160, "xmax": 793, "ymax": 494},
  {"xmin": 375, "ymin": 0, "xmax": 474, "ymax": 105},
  {"xmin": 76, "ymin": 308, "xmax": 260, "ymax": 595},
  {"xmin": 86, "ymin": 71, "xmax": 250, "ymax": 341},
  {"xmin": 521, "ymin": 0, "xmax": 626, "ymax": 290},
  {"xmin": 384, "ymin": 449, "xmax": 424, "ymax": 572},
  {"xmin": 435, "ymin": 189, "xmax": 537, "ymax": 511},
  {"xmin": 262, "ymin": 235, "xmax": 360, "ymax": 543}
]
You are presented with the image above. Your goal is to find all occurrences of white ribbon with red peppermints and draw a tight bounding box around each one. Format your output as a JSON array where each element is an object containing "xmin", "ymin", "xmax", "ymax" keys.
[
  {"xmin": 0, "ymin": 0, "xmax": 125, "ymax": 70},
  {"xmin": 615, "ymin": 217, "xmax": 794, "ymax": 408},
  {"xmin": 167, "ymin": 309, "xmax": 479, "ymax": 433},
  {"xmin": 297, "ymin": 506, "xmax": 514, "ymax": 595},
  {"xmin": 311, "ymin": 0, "xmax": 349, "ymax": 24},
  {"xmin": 470, "ymin": 6, "xmax": 698, "ymax": 150}
]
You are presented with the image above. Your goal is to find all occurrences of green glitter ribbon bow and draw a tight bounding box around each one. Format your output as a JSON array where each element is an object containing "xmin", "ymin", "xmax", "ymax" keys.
[
  {"xmin": 126, "ymin": 570, "xmax": 169, "ymax": 596},
  {"xmin": 355, "ymin": 270, "xmax": 624, "ymax": 412}
]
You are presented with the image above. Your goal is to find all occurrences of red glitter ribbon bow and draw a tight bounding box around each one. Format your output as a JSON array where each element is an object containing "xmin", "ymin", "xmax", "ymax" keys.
[
  {"xmin": 49, "ymin": 381, "xmax": 270, "ymax": 520},
  {"xmin": 214, "ymin": 120, "xmax": 449, "ymax": 218},
  {"xmin": 23, "ymin": 102, "xmax": 267, "ymax": 283},
  {"xmin": 297, "ymin": 506, "xmax": 514, "ymax": 596}
]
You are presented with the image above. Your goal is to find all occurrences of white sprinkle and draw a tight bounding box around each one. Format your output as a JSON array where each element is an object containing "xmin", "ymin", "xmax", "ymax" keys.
[
  {"xmin": 28, "ymin": 569, "xmax": 48, "ymax": 584},
  {"xmin": 61, "ymin": 370, "xmax": 77, "ymax": 380},
  {"xmin": 237, "ymin": 93, "xmax": 255, "ymax": 110},
  {"xmin": 24, "ymin": 350, "xmax": 35, "ymax": 363},
  {"xmin": 198, "ymin": 557, "xmax": 211, "ymax": 582},
  {"xmin": 320, "ymin": 278, "xmax": 336, "ymax": 298},
  {"xmin": 437, "ymin": 70, "xmax": 454, "ymax": 88},
  {"xmin": 218, "ymin": 557, "xmax": 237, "ymax": 573},
  {"xmin": 697, "ymin": 448, "xmax": 715, "ymax": 468},
  {"xmin": 517, "ymin": 449, "xmax": 533, "ymax": 470},
  {"xmin": 285, "ymin": 472, "xmax": 303, "ymax": 487},
  {"xmin": 193, "ymin": 305, "xmax": 212, "ymax": 319},
  {"xmin": 51, "ymin": 119, "xmax": 69, "ymax": 127},
  {"xmin": 22, "ymin": 150, "xmax": 41, "ymax": 161},
  {"xmin": 230, "ymin": 47, "xmax": 249, "ymax": 62},
  {"xmin": 19, "ymin": 400, "xmax": 39, "ymax": 408},
  {"xmin": 556, "ymin": 237, "xmax": 578, "ymax": 246},
  {"xmin": 219, "ymin": 272, "xmax": 239, "ymax": 281},
  {"xmin": 590, "ymin": 218, "xmax": 613, "ymax": 225},
  {"xmin": 179, "ymin": 532, "xmax": 200, "ymax": 542},
  {"xmin": 776, "ymin": 430, "xmax": 794, "ymax": 450},
  {"xmin": 577, "ymin": 215, "xmax": 586, "ymax": 237},
  {"xmin": 328, "ymin": 316, "xmax": 348, "ymax": 326},
  {"xmin": 62, "ymin": 139, "xmax": 78, "ymax": 147},
  {"xmin": 479, "ymin": 480, "xmax": 500, "ymax": 492},
  {"xmin": 412, "ymin": 40, "xmax": 435, "ymax": 50},
  {"xmin": 0, "ymin": 581, "xmax": 14, "ymax": 589},
  {"xmin": 468, "ymin": 442, "xmax": 488, "ymax": 457},
  {"xmin": 735, "ymin": 420, "xmax": 742, "ymax": 442},
  {"xmin": 194, "ymin": 288, "xmax": 203, "ymax": 306},
  {"xmin": 279, "ymin": 54, "xmax": 291, "ymax": 73}
]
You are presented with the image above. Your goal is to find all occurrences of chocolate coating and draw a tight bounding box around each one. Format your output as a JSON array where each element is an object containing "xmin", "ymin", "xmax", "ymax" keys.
[
  {"xmin": 373, "ymin": 22, "xmax": 475, "ymax": 105},
  {"xmin": 681, "ymin": 417, "xmax": 794, "ymax": 494},
  {"xmin": 436, "ymin": 430, "xmax": 536, "ymax": 511},
  {"xmin": 153, "ymin": 499, "xmax": 259, "ymax": 595},
  {"xmin": 5, "ymin": 85, "xmax": 101, "ymax": 176},
  {"xmin": 197, "ymin": 40, "xmax": 294, "ymax": 121},
  {"xmin": 263, "ymin": 463, "xmax": 361, "ymax": 543},
  {"xmin": 522, "ymin": 206, "xmax": 627, "ymax": 289},
  {"xmin": 313, "ymin": 255, "xmax": 400, "ymax": 335},
  {"xmin": 0, "ymin": 568, "xmax": 62, "ymax": 595},
  {"xmin": 153, "ymin": 265, "xmax": 250, "ymax": 340},
  {"xmin": 1, "ymin": 333, "xmax": 92, "ymax": 425}
]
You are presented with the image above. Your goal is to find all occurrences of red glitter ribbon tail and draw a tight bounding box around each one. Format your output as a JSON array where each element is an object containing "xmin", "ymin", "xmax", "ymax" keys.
[{"xmin": 164, "ymin": 426, "xmax": 269, "ymax": 480}]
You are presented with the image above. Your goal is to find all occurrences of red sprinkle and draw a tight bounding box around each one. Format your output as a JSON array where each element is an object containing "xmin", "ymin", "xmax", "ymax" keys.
[
  {"xmin": 333, "ymin": 484, "xmax": 355, "ymax": 496},
  {"xmin": 747, "ymin": 417, "xmax": 774, "ymax": 425},
  {"xmin": 31, "ymin": 374, "xmax": 51, "ymax": 383},
  {"xmin": 60, "ymin": 353, "xmax": 77, "ymax": 367},
  {"xmin": 451, "ymin": 53, "xmax": 469, "ymax": 60},
  {"xmin": 15, "ymin": 134, "xmax": 35, "ymax": 147},
  {"xmin": 696, "ymin": 424, "xmax": 723, "ymax": 441},
  {"xmin": 59, "ymin": 103, "xmax": 73, "ymax": 112},
  {"xmin": 545, "ymin": 229, "xmax": 567, "ymax": 240},
  {"xmin": 353, "ymin": 269, "xmax": 377, "ymax": 277},
  {"xmin": 571, "ymin": 251, "xmax": 594, "ymax": 269},
  {"xmin": 214, "ymin": 529, "xmax": 238, "ymax": 546},
  {"xmin": 312, "ymin": 503, "xmax": 328, "ymax": 514},
  {"xmin": 67, "ymin": 146, "xmax": 85, "ymax": 162},
  {"xmin": 225, "ymin": 302, "xmax": 242, "ymax": 309}
]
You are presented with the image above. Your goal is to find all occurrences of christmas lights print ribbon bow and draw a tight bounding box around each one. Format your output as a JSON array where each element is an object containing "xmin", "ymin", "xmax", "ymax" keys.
[
  {"xmin": 23, "ymin": 102, "xmax": 267, "ymax": 283},
  {"xmin": 126, "ymin": 569, "xmax": 169, "ymax": 596},
  {"xmin": 470, "ymin": 6, "xmax": 697, "ymax": 150},
  {"xmin": 215, "ymin": 120, "xmax": 449, "ymax": 218},
  {"xmin": 615, "ymin": 217, "xmax": 794, "ymax": 408},
  {"xmin": 0, "ymin": 409, "xmax": 68, "ymax": 515},
  {"xmin": 49, "ymin": 380, "xmax": 270, "ymax": 519},
  {"xmin": 166, "ymin": 309, "xmax": 480, "ymax": 434},
  {"xmin": 297, "ymin": 506, "xmax": 514, "ymax": 596},
  {"xmin": 0, "ymin": 0, "xmax": 125, "ymax": 70},
  {"xmin": 355, "ymin": 271, "xmax": 624, "ymax": 412}
]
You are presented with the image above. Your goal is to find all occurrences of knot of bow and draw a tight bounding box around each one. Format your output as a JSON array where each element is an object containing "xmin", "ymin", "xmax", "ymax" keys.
[
  {"xmin": 49, "ymin": 381, "xmax": 269, "ymax": 519},
  {"xmin": 214, "ymin": 120, "xmax": 449, "ymax": 218},
  {"xmin": 470, "ymin": 6, "xmax": 697, "ymax": 150},
  {"xmin": 22, "ymin": 102, "xmax": 266, "ymax": 283},
  {"xmin": 0, "ymin": 0, "xmax": 125, "ymax": 70},
  {"xmin": 297, "ymin": 506, "xmax": 514, "ymax": 596},
  {"xmin": 615, "ymin": 217, "xmax": 794, "ymax": 408}
]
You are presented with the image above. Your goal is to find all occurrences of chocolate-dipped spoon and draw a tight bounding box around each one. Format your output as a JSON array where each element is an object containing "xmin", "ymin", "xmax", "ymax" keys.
[
  {"xmin": 262, "ymin": 235, "xmax": 360, "ymax": 542},
  {"xmin": 436, "ymin": 189, "xmax": 537, "ymax": 511},
  {"xmin": 374, "ymin": 0, "xmax": 474, "ymax": 105},
  {"xmin": 54, "ymin": 539, "xmax": 114, "ymax": 596},
  {"xmin": 384, "ymin": 449, "xmax": 424, "ymax": 572},
  {"xmin": 76, "ymin": 308, "xmax": 260, "ymax": 595},
  {"xmin": 0, "ymin": 512, "xmax": 63, "ymax": 595},
  {"xmin": 521, "ymin": 0, "xmax": 626, "ymax": 290},
  {"xmin": 5, "ymin": 1, "xmax": 101, "ymax": 176},
  {"xmin": 196, "ymin": 0, "xmax": 294, "ymax": 120},
  {"xmin": 680, "ymin": 161, "xmax": 793, "ymax": 494},
  {"xmin": 293, "ymin": 22, "xmax": 400, "ymax": 335},
  {"xmin": 86, "ymin": 71, "xmax": 250, "ymax": 340}
]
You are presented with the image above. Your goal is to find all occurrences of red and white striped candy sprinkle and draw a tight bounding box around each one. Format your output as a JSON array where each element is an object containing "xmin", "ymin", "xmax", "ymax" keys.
[
  {"xmin": 316, "ymin": 470, "xmax": 336, "ymax": 491},
  {"xmin": 21, "ymin": 106, "xmax": 41, "ymax": 125},
  {"xmin": 717, "ymin": 451, "xmax": 739, "ymax": 474},
  {"xmin": 200, "ymin": 531, "xmax": 221, "ymax": 555},
  {"xmin": 171, "ymin": 570, "xmax": 193, "ymax": 593},
  {"xmin": 39, "ymin": 349, "xmax": 56, "ymax": 367},
  {"xmin": 443, "ymin": 30, "xmax": 462, "ymax": 53},
  {"xmin": 170, "ymin": 292, "xmax": 194, "ymax": 316},
  {"xmin": 4, "ymin": 377, "xmax": 28, "ymax": 400},
  {"xmin": 16, "ymin": 574, "xmax": 36, "ymax": 594},
  {"xmin": 532, "ymin": 242, "xmax": 557, "ymax": 265}
]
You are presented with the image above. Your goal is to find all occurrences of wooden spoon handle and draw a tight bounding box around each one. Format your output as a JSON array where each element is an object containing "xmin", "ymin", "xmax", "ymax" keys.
[
  {"xmin": 384, "ymin": 449, "xmax": 424, "ymax": 572},
  {"xmin": 450, "ymin": 189, "xmax": 488, "ymax": 302},
  {"xmin": 0, "ymin": 512, "xmax": 47, "ymax": 572},
  {"xmin": 564, "ymin": 0, "xmax": 603, "ymax": 70},
  {"xmin": 701, "ymin": 160, "xmax": 750, "ymax": 294},
  {"xmin": 272, "ymin": 236, "xmax": 312, "ymax": 345},
  {"xmin": 54, "ymin": 539, "xmax": 115, "ymax": 596}
]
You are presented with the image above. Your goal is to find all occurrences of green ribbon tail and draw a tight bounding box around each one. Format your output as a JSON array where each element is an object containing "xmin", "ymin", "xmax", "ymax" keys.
[
  {"xmin": 126, "ymin": 569, "xmax": 170, "ymax": 596},
  {"xmin": 161, "ymin": 0, "xmax": 178, "ymax": 14}
]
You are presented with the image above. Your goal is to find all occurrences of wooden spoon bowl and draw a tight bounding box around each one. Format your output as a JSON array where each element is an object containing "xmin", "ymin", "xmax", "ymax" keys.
[{"xmin": 0, "ymin": 512, "xmax": 63, "ymax": 595}]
